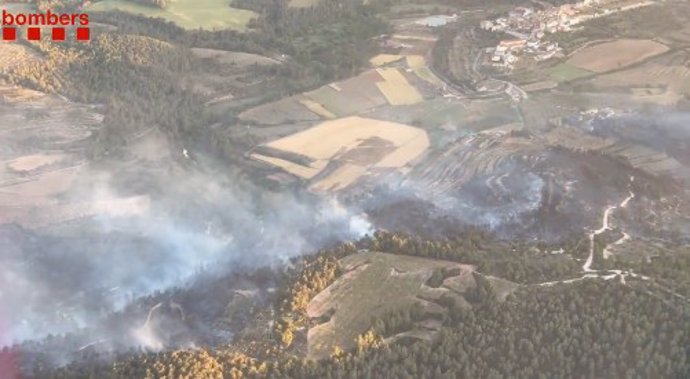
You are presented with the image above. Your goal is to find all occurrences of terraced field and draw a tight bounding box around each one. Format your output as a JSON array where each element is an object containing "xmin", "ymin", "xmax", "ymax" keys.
[
  {"xmin": 240, "ymin": 62, "xmax": 432, "ymax": 125},
  {"xmin": 540, "ymin": 124, "xmax": 690, "ymax": 183},
  {"xmin": 566, "ymin": 39, "xmax": 669, "ymax": 73},
  {"xmin": 590, "ymin": 50, "xmax": 690, "ymax": 97},
  {"xmin": 305, "ymin": 70, "xmax": 392, "ymax": 115},
  {"xmin": 410, "ymin": 125, "xmax": 541, "ymax": 197}
]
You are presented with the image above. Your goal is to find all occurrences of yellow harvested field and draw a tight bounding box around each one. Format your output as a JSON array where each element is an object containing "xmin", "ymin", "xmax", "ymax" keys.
[
  {"xmin": 376, "ymin": 81, "xmax": 424, "ymax": 105},
  {"xmin": 369, "ymin": 54, "xmax": 404, "ymax": 67},
  {"xmin": 375, "ymin": 68, "xmax": 423, "ymax": 105},
  {"xmin": 376, "ymin": 136, "xmax": 429, "ymax": 168},
  {"xmin": 376, "ymin": 67, "xmax": 408, "ymax": 83},
  {"xmin": 254, "ymin": 117, "xmax": 429, "ymax": 192},
  {"xmin": 567, "ymin": 39, "xmax": 669, "ymax": 73},
  {"xmin": 299, "ymin": 99, "xmax": 336, "ymax": 119},
  {"xmin": 405, "ymin": 55, "xmax": 426, "ymax": 69},
  {"xmin": 265, "ymin": 116, "xmax": 427, "ymax": 162},
  {"xmin": 288, "ymin": 0, "xmax": 319, "ymax": 8},
  {"xmin": 250, "ymin": 153, "xmax": 325, "ymax": 179},
  {"xmin": 309, "ymin": 163, "xmax": 368, "ymax": 192}
]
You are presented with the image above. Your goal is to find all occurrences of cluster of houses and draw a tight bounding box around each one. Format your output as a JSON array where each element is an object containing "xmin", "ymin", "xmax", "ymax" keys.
[
  {"xmin": 480, "ymin": 0, "xmax": 654, "ymax": 69},
  {"xmin": 485, "ymin": 38, "xmax": 562, "ymax": 70}
]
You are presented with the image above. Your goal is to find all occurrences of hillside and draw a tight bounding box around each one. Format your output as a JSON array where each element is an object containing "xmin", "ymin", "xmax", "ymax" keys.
[{"xmin": 2, "ymin": 0, "xmax": 690, "ymax": 378}]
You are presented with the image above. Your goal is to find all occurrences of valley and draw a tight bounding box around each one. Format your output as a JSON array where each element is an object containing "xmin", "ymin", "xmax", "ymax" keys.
[{"xmin": 0, "ymin": 0, "xmax": 689, "ymax": 378}]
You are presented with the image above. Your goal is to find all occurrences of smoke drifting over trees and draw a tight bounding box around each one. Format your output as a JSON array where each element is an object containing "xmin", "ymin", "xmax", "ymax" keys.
[{"xmin": 0, "ymin": 166, "xmax": 371, "ymax": 348}]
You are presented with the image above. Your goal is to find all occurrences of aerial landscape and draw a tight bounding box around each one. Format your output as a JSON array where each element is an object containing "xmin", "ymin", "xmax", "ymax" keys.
[{"xmin": 0, "ymin": 0, "xmax": 689, "ymax": 377}]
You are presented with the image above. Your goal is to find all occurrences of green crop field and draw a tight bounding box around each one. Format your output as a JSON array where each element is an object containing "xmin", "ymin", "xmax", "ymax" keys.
[
  {"xmin": 548, "ymin": 63, "xmax": 593, "ymax": 82},
  {"xmin": 86, "ymin": 0, "xmax": 257, "ymax": 31},
  {"xmin": 288, "ymin": 0, "xmax": 319, "ymax": 8}
]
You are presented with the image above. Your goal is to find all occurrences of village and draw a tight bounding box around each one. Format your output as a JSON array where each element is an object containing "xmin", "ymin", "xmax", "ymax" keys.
[{"xmin": 481, "ymin": 0, "xmax": 656, "ymax": 70}]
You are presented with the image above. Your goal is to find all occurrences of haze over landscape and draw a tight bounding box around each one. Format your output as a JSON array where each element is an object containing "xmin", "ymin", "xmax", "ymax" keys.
[{"xmin": 0, "ymin": 0, "xmax": 689, "ymax": 378}]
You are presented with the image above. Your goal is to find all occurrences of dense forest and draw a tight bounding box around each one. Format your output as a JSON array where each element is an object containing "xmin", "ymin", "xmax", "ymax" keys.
[
  {"xmin": 4, "ymin": 0, "xmax": 388, "ymax": 158},
  {"xmin": 90, "ymin": 0, "xmax": 388, "ymax": 83},
  {"xmin": 25, "ymin": 231, "xmax": 690, "ymax": 378},
  {"xmin": 35, "ymin": 275, "xmax": 690, "ymax": 378}
]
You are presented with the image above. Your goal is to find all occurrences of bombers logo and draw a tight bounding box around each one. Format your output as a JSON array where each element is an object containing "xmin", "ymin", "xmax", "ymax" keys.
[{"xmin": 2, "ymin": 9, "xmax": 90, "ymax": 41}]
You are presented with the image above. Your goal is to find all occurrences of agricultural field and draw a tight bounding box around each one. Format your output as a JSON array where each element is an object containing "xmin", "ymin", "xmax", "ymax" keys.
[
  {"xmin": 241, "ymin": 70, "xmax": 391, "ymax": 124},
  {"xmin": 375, "ymin": 68, "xmax": 424, "ymax": 105},
  {"xmin": 540, "ymin": 126, "xmax": 616, "ymax": 152},
  {"xmin": 406, "ymin": 55, "xmax": 426, "ymax": 69},
  {"xmin": 385, "ymin": 98, "xmax": 519, "ymax": 133},
  {"xmin": 600, "ymin": 143, "xmax": 690, "ymax": 183},
  {"xmin": 288, "ymin": 0, "xmax": 319, "ymax": 8},
  {"xmin": 304, "ymin": 70, "xmax": 390, "ymax": 116},
  {"xmin": 369, "ymin": 54, "xmax": 404, "ymax": 67},
  {"xmin": 521, "ymin": 81, "xmax": 558, "ymax": 92},
  {"xmin": 362, "ymin": 98, "xmax": 462, "ymax": 129},
  {"xmin": 250, "ymin": 117, "xmax": 429, "ymax": 192},
  {"xmin": 238, "ymin": 97, "xmax": 321, "ymax": 125},
  {"xmin": 180, "ymin": 48, "xmax": 286, "ymax": 112},
  {"xmin": 547, "ymin": 63, "xmax": 593, "ymax": 82},
  {"xmin": 410, "ymin": 127, "xmax": 542, "ymax": 198},
  {"xmin": 86, "ymin": 0, "xmax": 257, "ymax": 31},
  {"xmin": 298, "ymin": 99, "xmax": 336, "ymax": 119},
  {"xmin": 587, "ymin": 50, "xmax": 690, "ymax": 98},
  {"xmin": 413, "ymin": 66, "xmax": 445, "ymax": 87},
  {"xmin": 566, "ymin": 39, "xmax": 669, "ymax": 73},
  {"xmin": 306, "ymin": 252, "xmax": 476, "ymax": 360},
  {"xmin": 236, "ymin": 20, "xmax": 440, "ymax": 125},
  {"xmin": 191, "ymin": 48, "xmax": 280, "ymax": 67}
]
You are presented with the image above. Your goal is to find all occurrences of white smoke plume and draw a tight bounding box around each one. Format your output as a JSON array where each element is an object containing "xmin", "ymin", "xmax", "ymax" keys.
[{"xmin": 0, "ymin": 165, "xmax": 372, "ymax": 347}]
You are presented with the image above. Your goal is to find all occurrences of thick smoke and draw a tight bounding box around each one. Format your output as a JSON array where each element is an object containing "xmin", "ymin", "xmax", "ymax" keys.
[
  {"xmin": 578, "ymin": 110, "xmax": 690, "ymax": 165},
  {"xmin": 0, "ymin": 167, "xmax": 372, "ymax": 347},
  {"xmin": 359, "ymin": 161, "xmax": 546, "ymax": 236}
]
